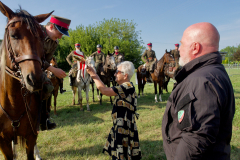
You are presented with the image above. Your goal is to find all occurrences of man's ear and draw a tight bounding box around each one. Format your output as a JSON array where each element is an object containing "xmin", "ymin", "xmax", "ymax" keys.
[{"xmin": 192, "ymin": 42, "xmax": 201, "ymax": 55}]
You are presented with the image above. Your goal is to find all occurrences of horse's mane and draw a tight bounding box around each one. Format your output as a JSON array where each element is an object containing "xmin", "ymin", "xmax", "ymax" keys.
[
  {"xmin": 0, "ymin": 7, "xmax": 41, "ymax": 84},
  {"xmin": 14, "ymin": 8, "xmax": 42, "ymax": 38}
]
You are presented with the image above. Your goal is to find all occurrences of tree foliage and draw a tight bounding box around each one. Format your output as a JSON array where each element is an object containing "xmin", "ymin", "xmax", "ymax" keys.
[
  {"xmin": 55, "ymin": 18, "xmax": 145, "ymax": 70},
  {"xmin": 220, "ymin": 44, "xmax": 240, "ymax": 62}
]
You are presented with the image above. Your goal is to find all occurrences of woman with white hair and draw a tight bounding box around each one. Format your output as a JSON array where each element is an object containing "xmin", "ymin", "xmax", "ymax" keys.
[{"xmin": 87, "ymin": 61, "xmax": 142, "ymax": 160}]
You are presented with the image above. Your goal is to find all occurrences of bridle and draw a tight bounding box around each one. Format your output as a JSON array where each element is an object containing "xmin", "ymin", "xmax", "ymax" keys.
[
  {"xmin": 0, "ymin": 17, "xmax": 45, "ymax": 143},
  {"xmin": 4, "ymin": 17, "xmax": 45, "ymax": 86}
]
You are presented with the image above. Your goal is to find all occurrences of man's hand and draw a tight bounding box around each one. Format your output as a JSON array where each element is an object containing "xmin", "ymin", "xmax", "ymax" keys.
[
  {"xmin": 86, "ymin": 66, "xmax": 96, "ymax": 76},
  {"xmin": 146, "ymin": 61, "xmax": 149, "ymax": 64},
  {"xmin": 47, "ymin": 66, "xmax": 66, "ymax": 79}
]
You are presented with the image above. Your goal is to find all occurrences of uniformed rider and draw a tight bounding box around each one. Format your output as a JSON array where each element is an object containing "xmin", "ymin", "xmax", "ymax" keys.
[
  {"xmin": 141, "ymin": 42, "xmax": 157, "ymax": 81},
  {"xmin": 170, "ymin": 43, "xmax": 180, "ymax": 68},
  {"xmin": 41, "ymin": 15, "xmax": 71, "ymax": 130},
  {"xmin": 90, "ymin": 44, "xmax": 105, "ymax": 74},
  {"xmin": 66, "ymin": 43, "xmax": 85, "ymax": 86},
  {"xmin": 111, "ymin": 46, "xmax": 124, "ymax": 65}
]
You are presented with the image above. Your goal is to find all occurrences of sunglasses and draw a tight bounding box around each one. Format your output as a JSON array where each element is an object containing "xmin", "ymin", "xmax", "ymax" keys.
[{"xmin": 115, "ymin": 70, "xmax": 124, "ymax": 74}]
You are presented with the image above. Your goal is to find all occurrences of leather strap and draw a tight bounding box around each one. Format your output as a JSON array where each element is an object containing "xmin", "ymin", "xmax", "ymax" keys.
[{"xmin": 15, "ymin": 55, "xmax": 42, "ymax": 66}]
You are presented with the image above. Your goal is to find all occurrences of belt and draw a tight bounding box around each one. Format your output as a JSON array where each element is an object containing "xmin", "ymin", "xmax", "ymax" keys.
[{"xmin": 148, "ymin": 57, "xmax": 153, "ymax": 59}]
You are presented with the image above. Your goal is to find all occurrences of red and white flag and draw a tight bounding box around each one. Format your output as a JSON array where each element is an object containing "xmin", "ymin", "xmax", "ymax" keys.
[{"xmin": 74, "ymin": 50, "xmax": 86, "ymax": 78}]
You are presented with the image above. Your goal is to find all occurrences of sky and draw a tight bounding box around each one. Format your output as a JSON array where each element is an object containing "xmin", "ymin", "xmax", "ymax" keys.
[{"xmin": 0, "ymin": 0, "xmax": 240, "ymax": 59}]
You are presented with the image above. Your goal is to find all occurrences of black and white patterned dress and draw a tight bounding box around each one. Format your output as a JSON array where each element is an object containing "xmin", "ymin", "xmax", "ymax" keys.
[{"xmin": 103, "ymin": 82, "xmax": 142, "ymax": 160}]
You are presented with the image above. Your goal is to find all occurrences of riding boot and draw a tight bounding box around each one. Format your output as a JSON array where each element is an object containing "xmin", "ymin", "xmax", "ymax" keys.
[
  {"xmin": 69, "ymin": 75, "xmax": 74, "ymax": 86},
  {"xmin": 58, "ymin": 78, "xmax": 66, "ymax": 94},
  {"xmin": 40, "ymin": 100, "xmax": 56, "ymax": 131}
]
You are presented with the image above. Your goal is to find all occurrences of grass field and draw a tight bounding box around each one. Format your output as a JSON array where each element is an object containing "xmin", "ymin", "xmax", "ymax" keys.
[{"xmin": 0, "ymin": 69, "xmax": 240, "ymax": 160}]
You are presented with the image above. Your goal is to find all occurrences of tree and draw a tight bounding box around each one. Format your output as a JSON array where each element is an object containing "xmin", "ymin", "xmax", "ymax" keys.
[
  {"xmin": 233, "ymin": 49, "xmax": 240, "ymax": 61},
  {"xmin": 55, "ymin": 18, "xmax": 144, "ymax": 70},
  {"xmin": 220, "ymin": 44, "xmax": 240, "ymax": 62}
]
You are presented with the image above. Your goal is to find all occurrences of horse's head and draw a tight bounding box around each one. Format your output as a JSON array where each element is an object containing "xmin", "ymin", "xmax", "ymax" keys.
[
  {"xmin": 116, "ymin": 54, "xmax": 124, "ymax": 65},
  {"xmin": 85, "ymin": 56, "xmax": 96, "ymax": 72},
  {"xmin": 0, "ymin": 2, "xmax": 53, "ymax": 92},
  {"xmin": 164, "ymin": 49, "xmax": 175, "ymax": 66},
  {"xmin": 106, "ymin": 53, "xmax": 116, "ymax": 70}
]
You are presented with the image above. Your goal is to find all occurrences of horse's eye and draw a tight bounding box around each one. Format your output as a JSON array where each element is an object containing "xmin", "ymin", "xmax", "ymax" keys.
[{"xmin": 11, "ymin": 35, "xmax": 18, "ymax": 39}]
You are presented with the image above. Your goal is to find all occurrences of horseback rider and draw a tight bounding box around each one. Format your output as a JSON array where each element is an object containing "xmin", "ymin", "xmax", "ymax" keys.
[
  {"xmin": 40, "ymin": 15, "xmax": 71, "ymax": 130},
  {"xmin": 141, "ymin": 42, "xmax": 157, "ymax": 82},
  {"xmin": 170, "ymin": 43, "xmax": 180, "ymax": 68},
  {"xmin": 66, "ymin": 43, "xmax": 85, "ymax": 86},
  {"xmin": 90, "ymin": 44, "xmax": 105, "ymax": 75},
  {"xmin": 111, "ymin": 46, "xmax": 124, "ymax": 64}
]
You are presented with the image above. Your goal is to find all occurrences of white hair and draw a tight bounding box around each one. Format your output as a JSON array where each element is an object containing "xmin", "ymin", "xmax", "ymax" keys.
[{"xmin": 118, "ymin": 61, "xmax": 135, "ymax": 80}]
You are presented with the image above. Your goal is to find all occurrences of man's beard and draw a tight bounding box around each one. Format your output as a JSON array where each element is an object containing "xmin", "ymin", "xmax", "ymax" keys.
[{"xmin": 179, "ymin": 57, "xmax": 190, "ymax": 67}]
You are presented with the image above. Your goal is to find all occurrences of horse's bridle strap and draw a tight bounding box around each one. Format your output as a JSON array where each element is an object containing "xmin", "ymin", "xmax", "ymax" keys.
[{"xmin": 15, "ymin": 55, "xmax": 42, "ymax": 66}]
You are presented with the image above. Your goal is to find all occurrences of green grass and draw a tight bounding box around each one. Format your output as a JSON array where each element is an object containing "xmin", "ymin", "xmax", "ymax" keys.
[{"xmin": 0, "ymin": 69, "xmax": 240, "ymax": 160}]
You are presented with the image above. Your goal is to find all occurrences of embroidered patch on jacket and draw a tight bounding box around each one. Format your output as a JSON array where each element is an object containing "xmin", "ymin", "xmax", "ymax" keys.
[{"xmin": 178, "ymin": 110, "xmax": 184, "ymax": 123}]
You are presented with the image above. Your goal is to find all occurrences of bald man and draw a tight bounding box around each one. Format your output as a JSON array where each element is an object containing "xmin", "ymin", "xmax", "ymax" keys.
[{"xmin": 162, "ymin": 22, "xmax": 235, "ymax": 160}]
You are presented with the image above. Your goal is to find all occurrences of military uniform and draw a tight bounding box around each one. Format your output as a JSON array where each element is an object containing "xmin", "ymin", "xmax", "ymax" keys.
[
  {"xmin": 171, "ymin": 49, "xmax": 180, "ymax": 68},
  {"xmin": 66, "ymin": 50, "xmax": 85, "ymax": 77},
  {"xmin": 141, "ymin": 49, "xmax": 156, "ymax": 72},
  {"xmin": 112, "ymin": 52, "xmax": 124, "ymax": 64},
  {"xmin": 90, "ymin": 51, "xmax": 105, "ymax": 73}
]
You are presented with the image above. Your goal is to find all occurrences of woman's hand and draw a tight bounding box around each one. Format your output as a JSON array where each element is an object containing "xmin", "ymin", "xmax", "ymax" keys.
[{"xmin": 86, "ymin": 66, "xmax": 96, "ymax": 76}]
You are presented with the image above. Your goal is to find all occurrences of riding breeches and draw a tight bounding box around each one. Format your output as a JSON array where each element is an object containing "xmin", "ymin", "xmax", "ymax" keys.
[{"xmin": 69, "ymin": 63, "xmax": 78, "ymax": 78}]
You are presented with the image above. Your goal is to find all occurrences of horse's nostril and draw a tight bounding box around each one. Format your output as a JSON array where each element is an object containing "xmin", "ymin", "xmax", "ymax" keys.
[{"xmin": 27, "ymin": 74, "xmax": 34, "ymax": 86}]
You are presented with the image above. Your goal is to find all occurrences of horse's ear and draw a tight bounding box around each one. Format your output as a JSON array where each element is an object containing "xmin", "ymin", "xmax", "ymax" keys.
[
  {"xmin": 165, "ymin": 49, "xmax": 167, "ymax": 53},
  {"xmin": 0, "ymin": 1, "xmax": 15, "ymax": 19},
  {"xmin": 34, "ymin": 10, "xmax": 54, "ymax": 23}
]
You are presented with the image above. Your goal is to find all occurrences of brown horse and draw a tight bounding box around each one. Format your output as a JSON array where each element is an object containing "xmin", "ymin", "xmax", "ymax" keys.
[
  {"xmin": 0, "ymin": 2, "xmax": 52, "ymax": 160},
  {"xmin": 46, "ymin": 57, "xmax": 59, "ymax": 115},
  {"xmin": 137, "ymin": 50, "xmax": 174, "ymax": 102},
  {"xmin": 97, "ymin": 53, "xmax": 116, "ymax": 105}
]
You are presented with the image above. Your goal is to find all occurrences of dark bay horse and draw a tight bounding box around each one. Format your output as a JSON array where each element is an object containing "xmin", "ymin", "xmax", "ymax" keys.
[
  {"xmin": 46, "ymin": 57, "xmax": 59, "ymax": 115},
  {"xmin": 0, "ymin": 2, "xmax": 53, "ymax": 159},
  {"xmin": 137, "ymin": 50, "xmax": 174, "ymax": 102},
  {"xmin": 97, "ymin": 53, "xmax": 116, "ymax": 105}
]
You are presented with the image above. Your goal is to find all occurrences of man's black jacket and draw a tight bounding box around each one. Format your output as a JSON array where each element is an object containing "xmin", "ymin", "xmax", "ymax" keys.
[{"xmin": 162, "ymin": 52, "xmax": 235, "ymax": 160}]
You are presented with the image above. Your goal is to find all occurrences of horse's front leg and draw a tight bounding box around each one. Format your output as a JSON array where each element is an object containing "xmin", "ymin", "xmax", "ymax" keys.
[
  {"xmin": 26, "ymin": 135, "xmax": 37, "ymax": 160},
  {"xmin": 78, "ymin": 86, "xmax": 83, "ymax": 111},
  {"xmin": 86, "ymin": 84, "xmax": 91, "ymax": 111},
  {"xmin": 53, "ymin": 90, "xmax": 58, "ymax": 115},
  {"xmin": 97, "ymin": 88, "xmax": 100, "ymax": 101},
  {"xmin": 91, "ymin": 82, "xmax": 95, "ymax": 102},
  {"xmin": 0, "ymin": 133, "xmax": 13, "ymax": 160},
  {"xmin": 71, "ymin": 86, "xmax": 76, "ymax": 105},
  {"xmin": 159, "ymin": 81, "xmax": 163, "ymax": 102},
  {"xmin": 34, "ymin": 144, "xmax": 42, "ymax": 160},
  {"xmin": 154, "ymin": 81, "xmax": 158, "ymax": 102}
]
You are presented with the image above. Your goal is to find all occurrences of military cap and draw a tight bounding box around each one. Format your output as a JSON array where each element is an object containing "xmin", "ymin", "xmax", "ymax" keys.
[
  {"xmin": 114, "ymin": 46, "xmax": 119, "ymax": 50},
  {"xmin": 175, "ymin": 43, "xmax": 179, "ymax": 47},
  {"xmin": 50, "ymin": 15, "xmax": 71, "ymax": 37},
  {"xmin": 97, "ymin": 44, "xmax": 102, "ymax": 48},
  {"xmin": 75, "ymin": 43, "xmax": 81, "ymax": 47},
  {"xmin": 147, "ymin": 43, "xmax": 152, "ymax": 46}
]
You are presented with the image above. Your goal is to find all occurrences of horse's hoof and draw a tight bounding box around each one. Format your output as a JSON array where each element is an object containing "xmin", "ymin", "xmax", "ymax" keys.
[
  {"xmin": 138, "ymin": 95, "xmax": 140, "ymax": 98},
  {"xmin": 155, "ymin": 100, "xmax": 158, "ymax": 103},
  {"xmin": 77, "ymin": 102, "xmax": 80, "ymax": 105},
  {"xmin": 80, "ymin": 108, "xmax": 84, "ymax": 111},
  {"xmin": 87, "ymin": 109, "xmax": 91, "ymax": 111},
  {"xmin": 72, "ymin": 103, "xmax": 75, "ymax": 105}
]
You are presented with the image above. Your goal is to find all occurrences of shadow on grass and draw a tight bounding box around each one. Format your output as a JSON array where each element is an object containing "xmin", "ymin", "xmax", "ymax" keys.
[{"xmin": 43, "ymin": 140, "xmax": 167, "ymax": 160}]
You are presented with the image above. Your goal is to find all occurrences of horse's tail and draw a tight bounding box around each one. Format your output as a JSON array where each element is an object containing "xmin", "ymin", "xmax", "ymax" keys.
[{"xmin": 18, "ymin": 136, "xmax": 26, "ymax": 148}]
